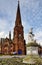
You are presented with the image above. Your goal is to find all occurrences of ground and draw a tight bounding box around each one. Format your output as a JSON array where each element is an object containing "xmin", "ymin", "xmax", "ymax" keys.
[{"xmin": 0, "ymin": 55, "xmax": 42, "ymax": 65}]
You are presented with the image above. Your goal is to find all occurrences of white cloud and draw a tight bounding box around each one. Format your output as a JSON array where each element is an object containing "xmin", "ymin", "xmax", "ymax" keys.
[
  {"xmin": 0, "ymin": 18, "xmax": 11, "ymax": 38},
  {"xmin": 35, "ymin": 31, "xmax": 42, "ymax": 39},
  {"xmin": 24, "ymin": 33, "xmax": 28, "ymax": 44},
  {"xmin": 34, "ymin": 31, "xmax": 42, "ymax": 46},
  {"xmin": 0, "ymin": 32, "xmax": 5, "ymax": 38},
  {"xmin": 0, "ymin": 31, "xmax": 9, "ymax": 38},
  {"xmin": 0, "ymin": 19, "xmax": 7, "ymax": 30}
]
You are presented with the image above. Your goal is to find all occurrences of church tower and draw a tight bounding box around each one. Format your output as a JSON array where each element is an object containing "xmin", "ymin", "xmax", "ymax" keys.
[{"xmin": 13, "ymin": 1, "xmax": 26, "ymax": 55}]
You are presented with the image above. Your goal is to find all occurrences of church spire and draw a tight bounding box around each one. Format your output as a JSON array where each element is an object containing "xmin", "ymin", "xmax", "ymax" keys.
[
  {"xmin": 15, "ymin": 0, "xmax": 22, "ymax": 26},
  {"xmin": 9, "ymin": 31, "xmax": 11, "ymax": 41}
]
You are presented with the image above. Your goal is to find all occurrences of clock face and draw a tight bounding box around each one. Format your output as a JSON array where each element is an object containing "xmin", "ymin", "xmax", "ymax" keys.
[{"xmin": 19, "ymin": 34, "xmax": 21, "ymax": 37}]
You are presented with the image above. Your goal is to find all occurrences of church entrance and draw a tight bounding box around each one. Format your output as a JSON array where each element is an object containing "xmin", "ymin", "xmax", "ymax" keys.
[{"xmin": 18, "ymin": 49, "xmax": 22, "ymax": 55}]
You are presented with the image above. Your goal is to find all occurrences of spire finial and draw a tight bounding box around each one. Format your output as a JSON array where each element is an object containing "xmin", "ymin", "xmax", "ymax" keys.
[
  {"xmin": 18, "ymin": 0, "xmax": 19, "ymax": 5},
  {"xmin": 18, "ymin": 0, "xmax": 19, "ymax": 2}
]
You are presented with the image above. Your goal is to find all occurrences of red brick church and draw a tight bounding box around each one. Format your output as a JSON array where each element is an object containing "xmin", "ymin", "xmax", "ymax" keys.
[
  {"xmin": 0, "ymin": 1, "xmax": 42, "ymax": 55},
  {"xmin": 0, "ymin": 1, "xmax": 26, "ymax": 55}
]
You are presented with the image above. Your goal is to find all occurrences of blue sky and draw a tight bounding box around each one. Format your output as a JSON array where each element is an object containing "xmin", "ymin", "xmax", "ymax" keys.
[{"xmin": 0, "ymin": 0, "xmax": 42, "ymax": 46}]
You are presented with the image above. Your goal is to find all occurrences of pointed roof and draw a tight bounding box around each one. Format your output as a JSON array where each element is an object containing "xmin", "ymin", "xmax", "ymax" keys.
[
  {"xmin": 15, "ymin": 1, "xmax": 22, "ymax": 26},
  {"xmin": 9, "ymin": 31, "xmax": 11, "ymax": 40}
]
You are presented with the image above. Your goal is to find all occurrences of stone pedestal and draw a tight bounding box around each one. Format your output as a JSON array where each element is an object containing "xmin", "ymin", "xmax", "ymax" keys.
[{"xmin": 26, "ymin": 47, "xmax": 38, "ymax": 55}]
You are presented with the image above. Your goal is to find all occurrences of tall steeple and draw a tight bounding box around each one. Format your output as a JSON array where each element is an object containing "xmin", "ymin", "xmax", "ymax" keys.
[
  {"xmin": 15, "ymin": 0, "xmax": 22, "ymax": 26},
  {"xmin": 13, "ymin": 0, "xmax": 26, "ymax": 55}
]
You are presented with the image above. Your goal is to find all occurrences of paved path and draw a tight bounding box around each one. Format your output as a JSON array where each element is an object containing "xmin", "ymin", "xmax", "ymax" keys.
[
  {"xmin": 0, "ymin": 55, "xmax": 14, "ymax": 58},
  {"xmin": 0, "ymin": 55, "xmax": 26, "ymax": 58}
]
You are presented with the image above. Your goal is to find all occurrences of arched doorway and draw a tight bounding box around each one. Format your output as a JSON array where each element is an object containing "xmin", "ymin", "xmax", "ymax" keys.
[{"xmin": 18, "ymin": 49, "xmax": 22, "ymax": 55}]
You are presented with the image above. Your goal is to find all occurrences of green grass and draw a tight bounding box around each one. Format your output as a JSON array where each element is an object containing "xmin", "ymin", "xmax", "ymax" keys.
[
  {"xmin": 0, "ymin": 56, "xmax": 42, "ymax": 65},
  {"xmin": 23, "ymin": 54, "xmax": 42, "ymax": 65}
]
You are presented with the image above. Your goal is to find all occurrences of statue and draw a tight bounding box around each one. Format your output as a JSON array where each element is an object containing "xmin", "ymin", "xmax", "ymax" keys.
[{"xmin": 28, "ymin": 28, "xmax": 34, "ymax": 42}]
